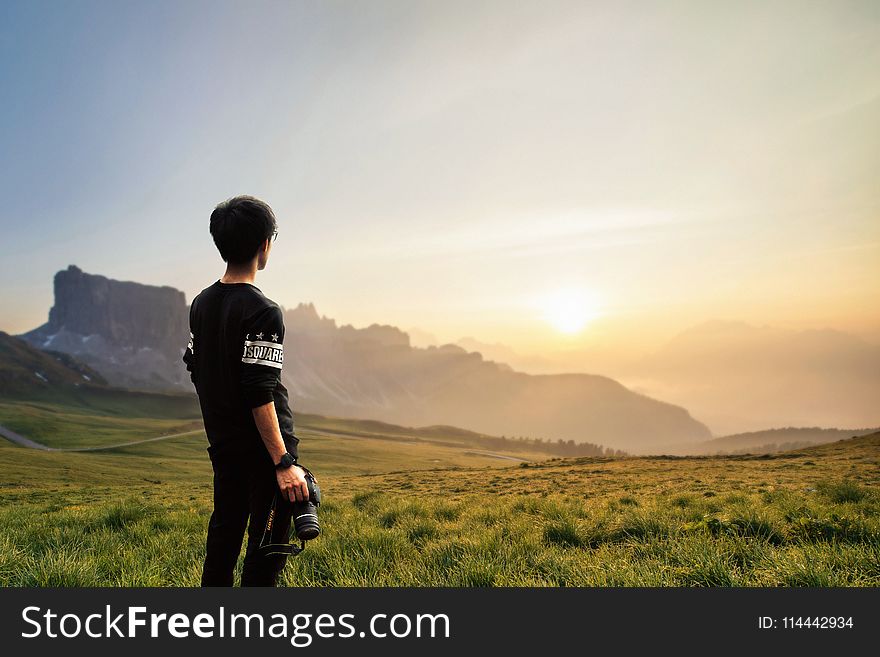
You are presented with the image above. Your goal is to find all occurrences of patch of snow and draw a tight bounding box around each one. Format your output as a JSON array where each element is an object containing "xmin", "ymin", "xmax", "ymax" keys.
[
  {"xmin": 42, "ymin": 333, "xmax": 58, "ymax": 348},
  {"xmin": 82, "ymin": 374, "xmax": 91, "ymax": 381},
  {"xmin": 34, "ymin": 371, "xmax": 48, "ymax": 382}
]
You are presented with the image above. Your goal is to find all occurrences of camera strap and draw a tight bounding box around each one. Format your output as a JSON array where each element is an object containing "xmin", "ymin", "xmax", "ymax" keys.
[
  {"xmin": 257, "ymin": 539, "xmax": 306, "ymax": 557},
  {"xmin": 256, "ymin": 490, "xmax": 306, "ymax": 558}
]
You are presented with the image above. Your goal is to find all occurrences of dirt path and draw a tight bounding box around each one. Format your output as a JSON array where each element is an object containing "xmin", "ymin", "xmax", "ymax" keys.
[
  {"xmin": 0, "ymin": 423, "xmax": 204, "ymax": 452},
  {"xmin": 0, "ymin": 423, "xmax": 51, "ymax": 450}
]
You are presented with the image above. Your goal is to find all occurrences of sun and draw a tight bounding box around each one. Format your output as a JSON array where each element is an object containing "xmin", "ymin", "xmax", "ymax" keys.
[{"xmin": 539, "ymin": 288, "xmax": 603, "ymax": 335}]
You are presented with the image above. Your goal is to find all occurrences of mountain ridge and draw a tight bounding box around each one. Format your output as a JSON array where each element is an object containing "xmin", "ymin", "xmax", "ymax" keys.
[{"xmin": 14, "ymin": 266, "xmax": 712, "ymax": 451}]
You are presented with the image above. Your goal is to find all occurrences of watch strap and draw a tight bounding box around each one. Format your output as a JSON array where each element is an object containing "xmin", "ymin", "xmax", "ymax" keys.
[{"xmin": 275, "ymin": 452, "xmax": 297, "ymax": 469}]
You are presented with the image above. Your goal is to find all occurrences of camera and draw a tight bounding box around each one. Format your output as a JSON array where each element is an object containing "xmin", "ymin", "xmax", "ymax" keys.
[
  {"xmin": 292, "ymin": 466, "xmax": 322, "ymax": 540},
  {"xmin": 258, "ymin": 465, "xmax": 322, "ymax": 557}
]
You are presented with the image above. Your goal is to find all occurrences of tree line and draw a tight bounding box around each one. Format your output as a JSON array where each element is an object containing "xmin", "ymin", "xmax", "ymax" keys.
[{"xmin": 476, "ymin": 433, "xmax": 628, "ymax": 457}]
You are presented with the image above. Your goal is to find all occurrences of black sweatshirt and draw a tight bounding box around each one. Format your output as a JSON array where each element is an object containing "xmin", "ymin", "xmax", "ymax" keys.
[{"xmin": 182, "ymin": 280, "xmax": 299, "ymax": 462}]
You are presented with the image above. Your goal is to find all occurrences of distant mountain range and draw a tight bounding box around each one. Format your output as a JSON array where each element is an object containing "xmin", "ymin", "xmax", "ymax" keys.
[
  {"xmin": 426, "ymin": 319, "xmax": 880, "ymax": 437},
  {"xmin": 625, "ymin": 320, "xmax": 880, "ymax": 436},
  {"xmin": 454, "ymin": 336, "xmax": 563, "ymax": 374},
  {"xmin": 279, "ymin": 302, "xmax": 710, "ymax": 452},
  {"xmin": 14, "ymin": 265, "xmax": 711, "ymax": 452}
]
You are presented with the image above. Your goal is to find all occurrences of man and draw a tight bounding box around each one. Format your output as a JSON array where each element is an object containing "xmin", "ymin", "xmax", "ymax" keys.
[{"xmin": 182, "ymin": 195, "xmax": 309, "ymax": 587}]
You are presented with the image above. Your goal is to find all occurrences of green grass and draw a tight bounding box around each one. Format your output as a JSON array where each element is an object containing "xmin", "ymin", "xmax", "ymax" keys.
[
  {"xmin": 0, "ymin": 397, "xmax": 878, "ymax": 587},
  {"xmin": 1, "ymin": 476, "xmax": 877, "ymax": 586},
  {"xmin": 0, "ymin": 400, "xmax": 202, "ymax": 448},
  {"xmin": 1, "ymin": 428, "xmax": 878, "ymax": 586}
]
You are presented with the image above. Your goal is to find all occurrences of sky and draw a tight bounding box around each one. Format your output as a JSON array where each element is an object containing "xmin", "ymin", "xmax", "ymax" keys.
[{"xmin": 1, "ymin": 0, "xmax": 878, "ymax": 357}]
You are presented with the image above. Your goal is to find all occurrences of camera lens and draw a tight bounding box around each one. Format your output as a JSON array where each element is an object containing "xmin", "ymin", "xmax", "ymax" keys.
[
  {"xmin": 291, "ymin": 470, "xmax": 321, "ymax": 541},
  {"xmin": 293, "ymin": 502, "xmax": 320, "ymax": 540}
]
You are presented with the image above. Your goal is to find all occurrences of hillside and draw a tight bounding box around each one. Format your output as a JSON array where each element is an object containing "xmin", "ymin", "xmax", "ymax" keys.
[
  {"xmin": 0, "ymin": 329, "xmax": 108, "ymax": 395},
  {"xmin": 656, "ymin": 426, "xmax": 880, "ymax": 456},
  {"xmin": 0, "ymin": 388, "xmax": 619, "ymax": 458},
  {"xmin": 788, "ymin": 430, "xmax": 880, "ymax": 458},
  {"xmin": 0, "ymin": 331, "xmax": 200, "ymax": 433}
]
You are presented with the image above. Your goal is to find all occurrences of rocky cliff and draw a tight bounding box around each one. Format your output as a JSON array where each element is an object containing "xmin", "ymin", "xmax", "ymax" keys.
[
  {"xmin": 47, "ymin": 265, "xmax": 187, "ymax": 354},
  {"xmin": 18, "ymin": 265, "xmax": 190, "ymax": 390}
]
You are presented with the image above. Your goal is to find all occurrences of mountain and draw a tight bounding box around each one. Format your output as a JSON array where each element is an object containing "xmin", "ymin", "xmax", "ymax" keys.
[
  {"xmin": 279, "ymin": 303, "xmax": 710, "ymax": 452},
  {"xmin": 454, "ymin": 337, "xmax": 560, "ymax": 374},
  {"xmin": 622, "ymin": 320, "xmax": 880, "ymax": 436},
  {"xmin": 16, "ymin": 267, "xmax": 711, "ymax": 452},
  {"xmin": 406, "ymin": 326, "xmax": 441, "ymax": 348},
  {"xmin": 455, "ymin": 337, "xmax": 520, "ymax": 365},
  {"xmin": 18, "ymin": 265, "xmax": 190, "ymax": 391}
]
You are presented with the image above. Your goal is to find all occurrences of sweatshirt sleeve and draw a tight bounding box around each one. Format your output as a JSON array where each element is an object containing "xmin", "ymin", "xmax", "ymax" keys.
[
  {"xmin": 239, "ymin": 304, "xmax": 285, "ymax": 408},
  {"xmin": 182, "ymin": 331, "xmax": 196, "ymax": 384},
  {"xmin": 182, "ymin": 303, "xmax": 196, "ymax": 385}
]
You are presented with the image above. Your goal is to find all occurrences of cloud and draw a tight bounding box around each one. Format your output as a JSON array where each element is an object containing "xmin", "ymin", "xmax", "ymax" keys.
[{"xmin": 329, "ymin": 208, "xmax": 693, "ymax": 262}]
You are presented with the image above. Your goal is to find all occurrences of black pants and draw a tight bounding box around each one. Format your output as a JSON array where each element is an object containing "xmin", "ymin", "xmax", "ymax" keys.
[{"xmin": 201, "ymin": 448, "xmax": 293, "ymax": 586}]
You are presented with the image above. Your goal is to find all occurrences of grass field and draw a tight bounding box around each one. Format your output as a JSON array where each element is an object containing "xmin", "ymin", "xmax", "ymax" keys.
[
  {"xmin": 0, "ymin": 400, "xmax": 203, "ymax": 449},
  {"xmin": 0, "ymin": 402, "xmax": 878, "ymax": 586}
]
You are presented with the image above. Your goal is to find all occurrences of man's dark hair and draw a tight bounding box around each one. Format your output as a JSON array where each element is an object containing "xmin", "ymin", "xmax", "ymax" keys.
[{"xmin": 210, "ymin": 195, "xmax": 277, "ymax": 264}]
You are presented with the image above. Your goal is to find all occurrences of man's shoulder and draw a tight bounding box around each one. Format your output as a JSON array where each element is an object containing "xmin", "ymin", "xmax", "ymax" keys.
[
  {"xmin": 245, "ymin": 288, "xmax": 280, "ymax": 310},
  {"xmin": 239, "ymin": 288, "xmax": 283, "ymax": 323},
  {"xmin": 192, "ymin": 281, "xmax": 219, "ymax": 302},
  {"xmin": 192, "ymin": 282, "xmax": 280, "ymax": 319}
]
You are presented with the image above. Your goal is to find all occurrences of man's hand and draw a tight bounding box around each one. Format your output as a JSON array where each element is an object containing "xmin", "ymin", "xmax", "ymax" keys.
[{"xmin": 276, "ymin": 464, "xmax": 309, "ymax": 503}]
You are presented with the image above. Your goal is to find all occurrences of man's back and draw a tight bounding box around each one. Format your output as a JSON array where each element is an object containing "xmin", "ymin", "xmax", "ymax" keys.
[
  {"xmin": 191, "ymin": 194, "xmax": 309, "ymax": 587},
  {"xmin": 184, "ymin": 279, "xmax": 298, "ymax": 461}
]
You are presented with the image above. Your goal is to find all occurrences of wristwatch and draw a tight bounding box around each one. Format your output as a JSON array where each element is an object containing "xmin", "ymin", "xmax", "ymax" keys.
[{"xmin": 275, "ymin": 452, "xmax": 297, "ymax": 469}]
